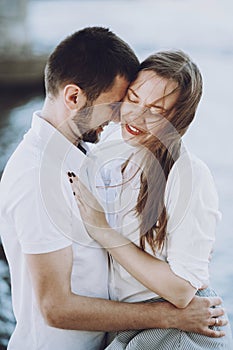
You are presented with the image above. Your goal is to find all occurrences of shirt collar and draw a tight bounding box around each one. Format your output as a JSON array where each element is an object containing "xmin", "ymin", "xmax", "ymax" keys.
[{"xmin": 31, "ymin": 111, "xmax": 87, "ymax": 169}]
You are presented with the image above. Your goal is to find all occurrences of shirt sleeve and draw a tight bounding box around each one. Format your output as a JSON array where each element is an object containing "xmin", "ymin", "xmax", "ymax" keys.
[
  {"xmin": 11, "ymin": 166, "xmax": 72, "ymax": 254},
  {"xmin": 164, "ymin": 153, "xmax": 221, "ymax": 289}
]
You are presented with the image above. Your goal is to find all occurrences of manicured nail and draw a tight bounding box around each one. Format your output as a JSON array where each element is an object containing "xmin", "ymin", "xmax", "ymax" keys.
[
  {"xmin": 69, "ymin": 178, "xmax": 73, "ymax": 183},
  {"xmin": 68, "ymin": 172, "xmax": 72, "ymax": 177},
  {"xmin": 71, "ymin": 172, "xmax": 76, "ymax": 177}
]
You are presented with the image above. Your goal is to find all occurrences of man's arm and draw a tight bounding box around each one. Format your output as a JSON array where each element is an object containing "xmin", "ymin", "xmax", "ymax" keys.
[{"xmin": 26, "ymin": 245, "xmax": 226, "ymax": 337}]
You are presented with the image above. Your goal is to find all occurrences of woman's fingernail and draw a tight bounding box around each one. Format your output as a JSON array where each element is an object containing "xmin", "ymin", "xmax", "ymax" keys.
[
  {"xmin": 71, "ymin": 172, "xmax": 76, "ymax": 177},
  {"xmin": 68, "ymin": 172, "xmax": 72, "ymax": 177},
  {"xmin": 73, "ymin": 192, "xmax": 75, "ymax": 196},
  {"xmin": 69, "ymin": 178, "xmax": 73, "ymax": 183}
]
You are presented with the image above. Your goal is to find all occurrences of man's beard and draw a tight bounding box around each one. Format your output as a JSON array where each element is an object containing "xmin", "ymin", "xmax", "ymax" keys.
[
  {"xmin": 73, "ymin": 101, "xmax": 100, "ymax": 144},
  {"xmin": 82, "ymin": 129, "xmax": 99, "ymax": 143}
]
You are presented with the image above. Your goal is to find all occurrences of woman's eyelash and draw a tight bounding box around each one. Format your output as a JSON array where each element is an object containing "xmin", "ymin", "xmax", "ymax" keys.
[{"xmin": 127, "ymin": 93, "xmax": 137, "ymax": 102}]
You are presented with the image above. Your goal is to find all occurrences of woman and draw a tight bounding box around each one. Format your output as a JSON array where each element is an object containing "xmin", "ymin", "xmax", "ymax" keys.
[{"xmin": 69, "ymin": 50, "xmax": 232, "ymax": 349}]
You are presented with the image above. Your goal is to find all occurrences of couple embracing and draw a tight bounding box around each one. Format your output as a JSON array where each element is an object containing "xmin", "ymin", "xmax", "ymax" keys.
[{"xmin": 0, "ymin": 27, "xmax": 232, "ymax": 349}]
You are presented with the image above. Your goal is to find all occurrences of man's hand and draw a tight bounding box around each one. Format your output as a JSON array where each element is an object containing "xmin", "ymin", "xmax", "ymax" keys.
[{"xmin": 166, "ymin": 295, "xmax": 227, "ymax": 337}]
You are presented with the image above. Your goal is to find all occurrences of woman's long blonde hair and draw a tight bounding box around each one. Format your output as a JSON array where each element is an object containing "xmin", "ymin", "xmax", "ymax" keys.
[{"xmin": 134, "ymin": 50, "xmax": 203, "ymax": 253}]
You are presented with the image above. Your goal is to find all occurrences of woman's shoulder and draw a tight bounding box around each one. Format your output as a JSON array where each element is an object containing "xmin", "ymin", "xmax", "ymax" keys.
[
  {"xmin": 165, "ymin": 145, "xmax": 221, "ymax": 234},
  {"xmin": 169, "ymin": 145, "xmax": 215, "ymax": 186},
  {"xmin": 165, "ymin": 144, "xmax": 219, "ymax": 210}
]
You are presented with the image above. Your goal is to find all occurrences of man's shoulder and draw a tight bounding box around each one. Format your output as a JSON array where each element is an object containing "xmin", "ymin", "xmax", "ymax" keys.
[
  {"xmin": 2, "ymin": 134, "xmax": 39, "ymax": 178},
  {"xmin": 0, "ymin": 127, "xmax": 43, "ymax": 199}
]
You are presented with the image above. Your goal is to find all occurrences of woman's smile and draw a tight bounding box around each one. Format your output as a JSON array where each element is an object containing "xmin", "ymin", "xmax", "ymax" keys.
[{"xmin": 125, "ymin": 123, "xmax": 145, "ymax": 136}]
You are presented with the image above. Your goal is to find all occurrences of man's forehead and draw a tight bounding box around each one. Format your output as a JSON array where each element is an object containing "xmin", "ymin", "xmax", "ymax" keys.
[{"xmin": 94, "ymin": 76, "xmax": 129, "ymax": 104}]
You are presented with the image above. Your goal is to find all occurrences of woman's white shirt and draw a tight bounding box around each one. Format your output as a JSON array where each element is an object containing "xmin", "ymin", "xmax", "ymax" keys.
[{"xmin": 104, "ymin": 145, "xmax": 221, "ymax": 302}]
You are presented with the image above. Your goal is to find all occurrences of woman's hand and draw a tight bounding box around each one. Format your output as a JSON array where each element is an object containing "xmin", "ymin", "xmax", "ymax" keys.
[{"xmin": 67, "ymin": 172, "xmax": 110, "ymax": 238}]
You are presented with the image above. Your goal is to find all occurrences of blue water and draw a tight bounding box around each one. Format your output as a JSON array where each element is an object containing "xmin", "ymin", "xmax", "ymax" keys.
[{"xmin": 0, "ymin": 0, "xmax": 233, "ymax": 347}]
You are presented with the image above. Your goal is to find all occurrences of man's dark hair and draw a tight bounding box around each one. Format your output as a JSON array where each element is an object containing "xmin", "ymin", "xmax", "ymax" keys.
[{"xmin": 45, "ymin": 27, "xmax": 139, "ymax": 101}]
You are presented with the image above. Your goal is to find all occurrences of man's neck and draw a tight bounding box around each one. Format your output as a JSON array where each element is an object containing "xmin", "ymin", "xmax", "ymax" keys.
[{"xmin": 41, "ymin": 97, "xmax": 79, "ymax": 145}]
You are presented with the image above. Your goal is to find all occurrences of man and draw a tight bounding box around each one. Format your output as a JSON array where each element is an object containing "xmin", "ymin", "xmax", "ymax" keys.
[{"xmin": 0, "ymin": 27, "xmax": 226, "ymax": 350}]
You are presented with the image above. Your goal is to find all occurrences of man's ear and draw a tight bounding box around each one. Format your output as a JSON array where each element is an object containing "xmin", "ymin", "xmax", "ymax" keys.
[{"xmin": 63, "ymin": 84, "xmax": 85, "ymax": 110}]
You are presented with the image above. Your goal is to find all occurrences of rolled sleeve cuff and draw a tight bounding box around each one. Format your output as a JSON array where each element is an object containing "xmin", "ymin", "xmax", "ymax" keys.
[
  {"xmin": 21, "ymin": 237, "xmax": 72, "ymax": 254},
  {"xmin": 169, "ymin": 260, "xmax": 207, "ymax": 289}
]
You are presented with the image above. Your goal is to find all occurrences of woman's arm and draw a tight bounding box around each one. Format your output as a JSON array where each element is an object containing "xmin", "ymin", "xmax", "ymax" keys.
[
  {"xmin": 69, "ymin": 173, "xmax": 196, "ymax": 308},
  {"xmin": 95, "ymin": 226, "xmax": 196, "ymax": 308}
]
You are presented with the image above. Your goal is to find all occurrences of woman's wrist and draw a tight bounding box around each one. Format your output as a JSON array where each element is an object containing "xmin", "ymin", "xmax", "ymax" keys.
[
  {"xmin": 86, "ymin": 222, "xmax": 109, "ymax": 241},
  {"xmin": 91, "ymin": 227, "xmax": 129, "ymax": 251}
]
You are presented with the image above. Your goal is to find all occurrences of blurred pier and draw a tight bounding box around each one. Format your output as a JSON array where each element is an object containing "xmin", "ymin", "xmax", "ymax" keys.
[{"xmin": 0, "ymin": 0, "xmax": 47, "ymax": 88}]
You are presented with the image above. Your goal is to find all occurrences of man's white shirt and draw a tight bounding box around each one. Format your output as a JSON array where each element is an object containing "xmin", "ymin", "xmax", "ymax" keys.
[{"xmin": 0, "ymin": 112, "xmax": 108, "ymax": 350}]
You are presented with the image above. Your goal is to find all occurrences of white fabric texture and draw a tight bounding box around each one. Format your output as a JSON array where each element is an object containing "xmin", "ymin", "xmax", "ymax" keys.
[
  {"xmin": 0, "ymin": 112, "xmax": 108, "ymax": 350},
  {"xmin": 165, "ymin": 149, "xmax": 221, "ymax": 290},
  {"xmin": 98, "ymin": 141, "xmax": 221, "ymax": 303}
]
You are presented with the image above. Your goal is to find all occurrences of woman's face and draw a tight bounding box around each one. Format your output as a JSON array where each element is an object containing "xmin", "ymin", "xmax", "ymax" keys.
[{"xmin": 121, "ymin": 70, "xmax": 179, "ymax": 145}]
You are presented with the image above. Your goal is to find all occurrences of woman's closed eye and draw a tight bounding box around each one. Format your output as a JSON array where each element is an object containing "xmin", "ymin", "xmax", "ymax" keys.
[
  {"xmin": 127, "ymin": 89, "xmax": 139, "ymax": 103},
  {"xmin": 149, "ymin": 105, "xmax": 166, "ymax": 115}
]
